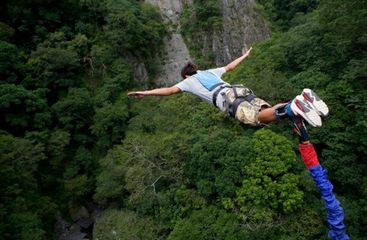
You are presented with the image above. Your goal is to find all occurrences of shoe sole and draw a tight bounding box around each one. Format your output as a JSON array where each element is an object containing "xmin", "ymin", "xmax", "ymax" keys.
[
  {"xmin": 291, "ymin": 98, "xmax": 322, "ymax": 127},
  {"xmin": 302, "ymin": 89, "xmax": 329, "ymax": 117}
]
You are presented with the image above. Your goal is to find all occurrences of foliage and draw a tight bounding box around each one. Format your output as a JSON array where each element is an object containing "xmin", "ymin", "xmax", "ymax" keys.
[
  {"xmin": 0, "ymin": 84, "xmax": 51, "ymax": 133},
  {"xmin": 8, "ymin": 213, "xmax": 46, "ymax": 240},
  {"xmin": 257, "ymin": 0, "xmax": 318, "ymax": 31},
  {"xmin": 93, "ymin": 209, "xmax": 162, "ymax": 240},
  {"xmin": 223, "ymin": 0, "xmax": 367, "ymax": 238},
  {"xmin": 94, "ymin": 145, "xmax": 129, "ymax": 202},
  {"xmin": 0, "ymin": 134, "xmax": 56, "ymax": 239},
  {"xmin": 94, "ymin": 59, "xmax": 134, "ymax": 106},
  {"xmin": 0, "ymin": 0, "xmax": 165, "ymax": 238},
  {"xmin": 226, "ymin": 129, "xmax": 303, "ymax": 226},
  {"xmin": 52, "ymin": 88, "xmax": 94, "ymax": 136},
  {"xmin": 91, "ymin": 97, "xmax": 130, "ymax": 148},
  {"xmin": 27, "ymin": 46, "xmax": 81, "ymax": 90},
  {"xmin": 185, "ymin": 129, "xmax": 253, "ymax": 198},
  {"xmin": 158, "ymin": 188, "xmax": 207, "ymax": 229},
  {"xmin": 167, "ymin": 206, "xmax": 243, "ymax": 240},
  {"xmin": 0, "ymin": 21, "xmax": 15, "ymax": 40},
  {"xmin": 104, "ymin": 0, "xmax": 166, "ymax": 75},
  {"xmin": 0, "ymin": 40, "xmax": 25, "ymax": 83},
  {"xmin": 1, "ymin": 0, "xmax": 366, "ymax": 239},
  {"xmin": 0, "ymin": 135, "xmax": 44, "ymax": 205}
]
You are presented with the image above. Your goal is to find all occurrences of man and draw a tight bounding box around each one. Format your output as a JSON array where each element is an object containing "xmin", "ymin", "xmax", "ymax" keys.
[{"xmin": 128, "ymin": 47, "xmax": 328, "ymax": 142}]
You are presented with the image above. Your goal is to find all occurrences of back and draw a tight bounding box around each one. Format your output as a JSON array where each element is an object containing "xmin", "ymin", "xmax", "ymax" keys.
[{"xmin": 174, "ymin": 67, "xmax": 229, "ymax": 111}]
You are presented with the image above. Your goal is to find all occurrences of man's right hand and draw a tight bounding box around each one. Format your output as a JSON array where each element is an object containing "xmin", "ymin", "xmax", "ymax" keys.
[
  {"xmin": 128, "ymin": 91, "xmax": 147, "ymax": 98},
  {"xmin": 242, "ymin": 47, "xmax": 253, "ymax": 57},
  {"xmin": 128, "ymin": 87, "xmax": 181, "ymax": 97}
]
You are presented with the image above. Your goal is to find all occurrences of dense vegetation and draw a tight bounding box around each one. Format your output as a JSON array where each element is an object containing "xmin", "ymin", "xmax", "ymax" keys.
[
  {"xmin": 1, "ymin": 0, "xmax": 366, "ymax": 239},
  {"xmin": 0, "ymin": 0, "xmax": 165, "ymax": 239}
]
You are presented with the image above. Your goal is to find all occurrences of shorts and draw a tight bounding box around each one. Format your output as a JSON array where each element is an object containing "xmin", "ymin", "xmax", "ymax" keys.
[
  {"xmin": 224, "ymin": 87, "xmax": 271, "ymax": 126},
  {"xmin": 235, "ymin": 97, "xmax": 271, "ymax": 126}
]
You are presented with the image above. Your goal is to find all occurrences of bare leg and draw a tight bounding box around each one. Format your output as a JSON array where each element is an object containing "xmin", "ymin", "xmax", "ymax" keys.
[
  {"xmin": 258, "ymin": 107, "xmax": 277, "ymax": 123},
  {"xmin": 258, "ymin": 103, "xmax": 287, "ymax": 124}
]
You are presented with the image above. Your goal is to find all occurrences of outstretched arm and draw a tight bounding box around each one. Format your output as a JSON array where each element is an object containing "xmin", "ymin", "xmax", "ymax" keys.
[
  {"xmin": 224, "ymin": 47, "xmax": 252, "ymax": 72},
  {"xmin": 128, "ymin": 86, "xmax": 181, "ymax": 98}
]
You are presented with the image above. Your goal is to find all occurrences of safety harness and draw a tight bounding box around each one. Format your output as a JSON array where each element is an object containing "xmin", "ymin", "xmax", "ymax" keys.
[{"xmin": 212, "ymin": 84, "xmax": 256, "ymax": 118}]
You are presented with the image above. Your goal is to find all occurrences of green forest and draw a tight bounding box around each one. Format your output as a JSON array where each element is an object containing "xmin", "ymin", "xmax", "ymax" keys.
[{"xmin": 0, "ymin": 0, "xmax": 366, "ymax": 239}]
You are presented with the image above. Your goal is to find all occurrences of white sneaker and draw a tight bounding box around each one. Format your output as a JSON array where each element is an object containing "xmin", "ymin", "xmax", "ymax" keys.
[
  {"xmin": 291, "ymin": 95, "xmax": 322, "ymax": 127},
  {"xmin": 302, "ymin": 88, "xmax": 329, "ymax": 117}
]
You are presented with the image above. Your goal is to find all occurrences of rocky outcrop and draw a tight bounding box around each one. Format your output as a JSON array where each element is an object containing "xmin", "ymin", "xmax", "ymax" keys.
[
  {"xmin": 145, "ymin": 0, "xmax": 192, "ymax": 86},
  {"xmin": 214, "ymin": 0, "xmax": 270, "ymax": 65},
  {"xmin": 132, "ymin": 61, "xmax": 149, "ymax": 86},
  {"xmin": 144, "ymin": 0, "xmax": 270, "ymax": 86},
  {"xmin": 55, "ymin": 206, "xmax": 102, "ymax": 240},
  {"xmin": 145, "ymin": 0, "xmax": 193, "ymax": 24}
]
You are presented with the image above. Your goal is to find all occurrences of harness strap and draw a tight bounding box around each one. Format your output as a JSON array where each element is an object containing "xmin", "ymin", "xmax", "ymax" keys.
[
  {"xmin": 233, "ymin": 87, "xmax": 239, "ymax": 98},
  {"xmin": 228, "ymin": 94, "xmax": 256, "ymax": 117},
  {"xmin": 212, "ymin": 83, "xmax": 228, "ymax": 107},
  {"xmin": 208, "ymin": 82, "xmax": 225, "ymax": 91},
  {"xmin": 212, "ymin": 85, "xmax": 257, "ymax": 116}
]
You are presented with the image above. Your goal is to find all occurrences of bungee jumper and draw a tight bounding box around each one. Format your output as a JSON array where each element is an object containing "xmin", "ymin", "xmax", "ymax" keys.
[
  {"xmin": 128, "ymin": 47, "xmax": 349, "ymax": 239},
  {"xmin": 128, "ymin": 47, "xmax": 327, "ymax": 132}
]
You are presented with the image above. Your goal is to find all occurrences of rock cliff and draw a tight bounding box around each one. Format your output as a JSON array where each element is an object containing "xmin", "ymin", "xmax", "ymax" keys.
[
  {"xmin": 215, "ymin": 0, "xmax": 270, "ymax": 65},
  {"xmin": 143, "ymin": 0, "xmax": 270, "ymax": 86},
  {"xmin": 144, "ymin": 0, "xmax": 192, "ymax": 86}
]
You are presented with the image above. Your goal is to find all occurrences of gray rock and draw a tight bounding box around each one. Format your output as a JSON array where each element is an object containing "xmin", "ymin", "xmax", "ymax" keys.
[
  {"xmin": 215, "ymin": 0, "xmax": 270, "ymax": 65},
  {"xmin": 76, "ymin": 217, "xmax": 94, "ymax": 229},
  {"xmin": 68, "ymin": 226, "xmax": 87, "ymax": 240},
  {"xmin": 133, "ymin": 62, "xmax": 149, "ymax": 86},
  {"xmin": 144, "ymin": 0, "xmax": 192, "ymax": 86},
  {"xmin": 70, "ymin": 206, "xmax": 89, "ymax": 222},
  {"xmin": 55, "ymin": 213, "xmax": 72, "ymax": 240},
  {"xmin": 144, "ymin": 0, "xmax": 270, "ymax": 86}
]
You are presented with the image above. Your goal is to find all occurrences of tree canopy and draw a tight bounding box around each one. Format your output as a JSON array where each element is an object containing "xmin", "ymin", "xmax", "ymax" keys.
[{"xmin": 0, "ymin": 0, "xmax": 366, "ymax": 239}]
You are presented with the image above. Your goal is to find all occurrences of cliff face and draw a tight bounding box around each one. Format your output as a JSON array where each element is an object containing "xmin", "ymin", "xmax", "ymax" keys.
[
  {"xmin": 144, "ymin": 0, "xmax": 192, "ymax": 86},
  {"xmin": 144, "ymin": 0, "xmax": 270, "ymax": 85},
  {"xmin": 214, "ymin": 0, "xmax": 270, "ymax": 65}
]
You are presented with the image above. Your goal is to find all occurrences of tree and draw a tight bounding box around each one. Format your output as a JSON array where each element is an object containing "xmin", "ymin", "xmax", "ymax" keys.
[
  {"xmin": 0, "ymin": 22, "xmax": 15, "ymax": 41},
  {"xmin": 0, "ymin": 84, "xmax": 51, "ymax": 134},
  {"xmin": 103, "ymin": 0, "xmax": 166, "ymax": 76},
  {"xmin": 104, "ymin": 0, "xmax": 166, "ymax": 59},
  {"xmin": 52, "ymin": 88, "xmax": 94, "ymax": 137},
  {"xmin": 227, "ymin": 129, "xmax": 303, "ymax": 226},
  {"xmin": 168, "ymin": 206, "xmax": 243, "ymax": 240},
  {"xmin": 0, "ymin": 40, "xmax": 25, "ymax": 84},
  {"xmin": 27, "ymin": 46, "xmax": 81, "ymax": 91},
  {"xmin": 93, "ymin": 209, "xmax": 161, "ymax": 240},
  {"xmin": 91, "ymin": 98, "xmax": 130, "ymax": 149},
  {"xmin": 94, "ymin": 59, "xmax": 134, "ymax": 106},
  {"xmin": 185, "ymin": 129, "xmax": 253, "ymax": 199},
  {"xmin": 257, "ymin": 0, "xmax": 318, "ymax": 30},
  {"xmin": 94, "ymin": 146, "xmax": 128, "ymax": 202},
  {"xmin": 0, "ymin": 134, "xmax": 56, "ymax": 239}
]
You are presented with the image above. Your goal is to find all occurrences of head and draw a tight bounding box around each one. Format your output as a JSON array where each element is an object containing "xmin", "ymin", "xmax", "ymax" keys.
[{"xmin": 181, "ymin": 62, "xmax": 198, "ymax": 79}]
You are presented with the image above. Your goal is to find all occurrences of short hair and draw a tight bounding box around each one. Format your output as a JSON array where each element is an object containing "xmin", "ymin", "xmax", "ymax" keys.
[{"xmin": 181, "ymin": 62, "xmax": 198, "ymax": 79}]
